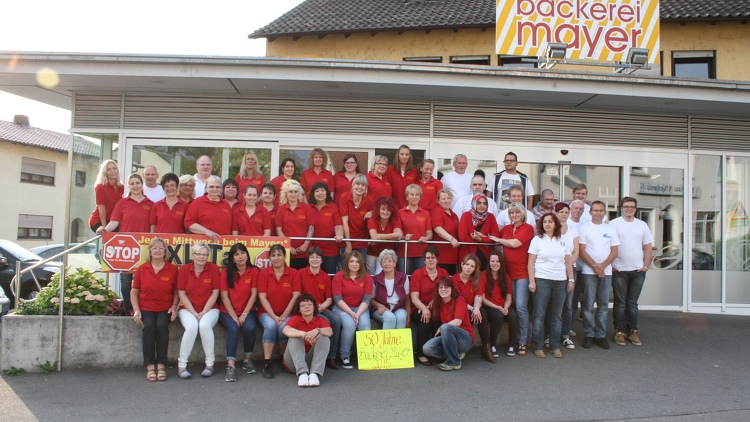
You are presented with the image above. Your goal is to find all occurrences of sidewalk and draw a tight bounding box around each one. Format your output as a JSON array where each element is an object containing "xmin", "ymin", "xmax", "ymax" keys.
[{"xmin": 1, "ymin": 311, "xmax": 749, "ymax": 422}]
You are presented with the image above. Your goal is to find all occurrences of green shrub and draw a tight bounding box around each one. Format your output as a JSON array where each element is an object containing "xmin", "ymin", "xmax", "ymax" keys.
[{"xmin": 15, "ymin": 267, "xmax": 119, "ymax": 316}]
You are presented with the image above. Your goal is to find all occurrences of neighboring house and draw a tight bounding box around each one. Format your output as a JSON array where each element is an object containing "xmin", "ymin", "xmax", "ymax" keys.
[
  {"xmin": 0, "ymin": 115, "xmax": 99, "ymax": 248},
  {"xmin": 250, "ymin": 0, "xmax": 750, "ymax": 81}
]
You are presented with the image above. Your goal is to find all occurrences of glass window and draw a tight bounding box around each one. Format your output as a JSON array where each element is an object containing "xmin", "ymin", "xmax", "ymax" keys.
[
  {"xmin": 450, "ymin": 56, "xmax": 490, "ymax": 65},
  {"xmin": 69, "ymin": 133, "xmax": 116, "ymax": 243},
  {"xmin": 725, "ymin": 156, "xmax": 750, "ymax": 304},
  {"xmin": 672, "ymin": 51, "xmax": 715, "ymax": 79},
  {"xmin": 21, "ymin": 157, "xmax": 55, "ymax": 186},
  {"xmin": 403, "ymin": 57, "xmax": 443, "ymax": 63},
  {"xmin": 498, "ymin": 55, "xmax": 537, "ymax": 68},
  {"xmin": 18, "ymin": 214, "xmax": 53, "ymax": 240},
  {"xmin": 691, "ymin": 155, "xmax": 721, "ymax": 304}
]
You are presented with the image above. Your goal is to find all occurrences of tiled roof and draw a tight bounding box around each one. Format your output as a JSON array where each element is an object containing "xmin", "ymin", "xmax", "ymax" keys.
[
  {"xmin": 250, "ymin": 0, "xmax": 750, "ymax": 39},
  {"xmin": 0, "ymin": 119, "xmax": 99, "ymax": 157}
]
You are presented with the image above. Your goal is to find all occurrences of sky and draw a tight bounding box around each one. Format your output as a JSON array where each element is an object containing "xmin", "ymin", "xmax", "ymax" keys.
[{"xmin": 0, "ymin": 0, "xmax": 305, "ymax": 133}]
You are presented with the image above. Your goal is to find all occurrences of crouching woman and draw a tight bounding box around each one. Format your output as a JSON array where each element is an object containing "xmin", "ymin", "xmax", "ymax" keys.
[
  {"xmin": 422, "ymin": 276, "xmax": 475, "ymax": 371},
  {"xmin": 282, "ymin": 293, "xmax": 333, "ymax": 387}
]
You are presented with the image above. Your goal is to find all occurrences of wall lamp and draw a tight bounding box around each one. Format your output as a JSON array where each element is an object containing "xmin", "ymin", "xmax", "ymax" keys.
[{"xmin": 525, "ymin": 44, "xmax": 651, "ymax": 74}]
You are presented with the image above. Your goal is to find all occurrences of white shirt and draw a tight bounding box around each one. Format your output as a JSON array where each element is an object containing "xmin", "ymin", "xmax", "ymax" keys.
[
  {"xmin": 380, "ymin": 278, "xmax": 410, "ymax": 310},
  {"xmin": 440, "ymin": 171, "xmax": 473, "ymax": 206},
  {"xmin": 528, "ymin": 234, "xmax": 573, "ymax": 281},
  {"xmin": 452, "ymin": 193, "xmax": 499, "ymax": 217},
  {"xmin": 567, "ymin": 219, "xmax": 584, "ymax": 269},
  {"xmin": 578, "ymin": 203, "xmax": 608, "ymax": 224},
  {"xmin": 488, "ymin": 172, "xmax": 535, "ymax": 210},
  {"xmin": 579, "ymin": 222, "xmax": 620, "ymax": 276},
  {"xmin": 143, "ymin": 185, "xmax": 166, "ymax": 202},
  {"xmin": 610, "ymin": 217, "xmax": 654, "ymax": 271},
  {"xmin": 496, "ymin": 208, "xmax": 536, "ymax": 230},
  {"xmin": 193, "ymin": 174, "xmax": 207, "ymax": 198}
]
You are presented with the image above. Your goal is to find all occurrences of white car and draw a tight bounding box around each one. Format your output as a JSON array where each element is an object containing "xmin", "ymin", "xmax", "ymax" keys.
[{"xmin": 29, "ymin": 243, "xmax": 103, "ymax": 279}]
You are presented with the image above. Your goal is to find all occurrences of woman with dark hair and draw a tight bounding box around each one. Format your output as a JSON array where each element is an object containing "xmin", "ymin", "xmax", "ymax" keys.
[
  {"xmin": 176, "ymin": 242, "xmax": 221, "ymax": 379},
  {"xmin": 301, "ymin": 148, "xmax": 334, "ymax": 198},
  {"xmin": 332, "ymin": 250, "xmax": 372, "ymax": 369},
  {"xmin": 282, "ymin": 293, "xmax": 333, "ymax": 387},
  {"xmin": 370, "ymin": 249, "xmax": 410, "ymax": 329},
  {"xmin": 270, "ymin": 158, "xmax": 297, "ymax": 195},
  {"xmin": 218, "ymin": 243, "xmax": 259, "ymax": 382},
  {"xmin": 453, "ymin": 254, "xmax": 484, "ymax": 327},
  {"xmin": 232, "ymin": 185, "xmax": 272, "ymax": 236},
  {"xmin": 185, "ymin": 175, "xmax": 233, "ymax": 242},
  {"xmin": 150, "ymin": 173, "xmax": 188, "ymax": 233},
  {"xmin": 97, "ymin": 173, "xmax": 154, "ymax": 313},
  {"xmin": 431, "ymin": 189, "xmax": 460, "ymax": 274},
  {"xmin": 131, "ymin": 238, "xmax": 178, "ymax": 382},
  {"xmin": 366, "ymin": 155, "xmax": 393, "ymax": 202},
  {"xmin": 276, "ymin": 180, "xmax": 316, "ymax": 269},
  {"xmin": 340, "ymin": 173, "xmax": 372, "ymax": 268},
  {"xmin": 480, "ymin": 250, "xmax": 520, "ymax": 361},
  {"xmin": 260, "ymin": 183, "xmax": 278, "ymax": 232},
  {"xmin": 88, "ymin": 159, "xmax": 124, "ymax": 233},
  {"xmin": 528, "ymin": 212, "xmax": 574, "ymax": 358},
  {"xmin": 366, "ymin": 196, "xmax": 402, "ymax": 274},
  {"xmin": 235, "ymin": 151, "xmax": 265, "ymax": 195},
  {"xmin": 422, "ymin": 276, "xmax": 475, "ymax": 371},
  {"xmin": 458, "ymin": 193, "xmax": 500, "ymax": 270},
  {"xmin": 222, "ymin": 177, "xmax": 241, "ymax": 209},
  {"xmin": 333, "ymin": 153, "xmax": 361, "ymax": 204},
  {"xmin": 399, "ymin": 184, "xmax": 433, "ymax": 275},
  {"xmin": 309, "ymin": 181, "xmax": 344, "ymax": 274},
  {"xmin": 416, "ymin": 159, "xmax": 443, "ymax": 212},
  {"xmin": 554, "ymin": 202, "xmax": 580, "ymax": 350},
  {"xmin": 257, "ymin": 244, "xmax": 302, "ymax": 379},
  {"xmin": 387, "ymin": 145, "xmax": 419, "ymax": 207},
  {"xmin": 410, "ymin": 245, "xmax": 449, "ymax": 365}
]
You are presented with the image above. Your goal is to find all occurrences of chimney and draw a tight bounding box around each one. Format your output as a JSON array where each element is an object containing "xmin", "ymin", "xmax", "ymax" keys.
[{"xmin": 14, "ymin": 115, "xmax": 30, "ymax": 126}]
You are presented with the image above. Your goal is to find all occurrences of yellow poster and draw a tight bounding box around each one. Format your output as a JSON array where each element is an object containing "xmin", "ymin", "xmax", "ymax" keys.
[{"xmin": 356, "ymin": 328, "xmax": 414, "ymax": 370}]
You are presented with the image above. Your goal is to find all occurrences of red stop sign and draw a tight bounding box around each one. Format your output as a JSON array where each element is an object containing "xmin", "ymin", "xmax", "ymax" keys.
[
  {"xmin": 102, "ymin": 234, "xmax": 143, "ymax": 272},
  {"xmin": 254, "ymin": 249, "xmax": 271, "ymax": 270}
]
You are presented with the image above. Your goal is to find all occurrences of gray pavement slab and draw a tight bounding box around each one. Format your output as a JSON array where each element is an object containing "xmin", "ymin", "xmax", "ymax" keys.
[{"xmin": 1, "ymin": 311, "xmax": 749, "ymax": 422}]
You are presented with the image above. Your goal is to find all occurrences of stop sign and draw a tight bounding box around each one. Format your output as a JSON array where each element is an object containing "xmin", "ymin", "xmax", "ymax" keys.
[
  {"xmin": 102, "ymin": 234, "xmax": 143, "ymax": 272},
  {"xmin": 254, "ymin": 249, "xmax": 271, "ymax": 270}
]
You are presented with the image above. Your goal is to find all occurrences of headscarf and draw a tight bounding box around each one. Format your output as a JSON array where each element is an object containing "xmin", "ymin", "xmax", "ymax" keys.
[{"xmin": 471, "ymin": 193, "xmax": 489, "ymax": 227}]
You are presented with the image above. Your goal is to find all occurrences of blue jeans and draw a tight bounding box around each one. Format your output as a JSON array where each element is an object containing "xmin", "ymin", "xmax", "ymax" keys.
[
  {"xmin": 333, "ymin": 305, "xmax": 371, "ymax": 359},
  {"xmin": 397, "ymin": 257, "xmax": 424, "ymax": 276},
  {"xmin": 318, "ymin": 309, "xmax": 342, "ymax": 359},
  {"xmin": 218, "ymin": 311, "xmax": 257, "ymax": 361},
  {"xmin": 612, "ymin": 270, "xmax": 646, "ymax": 333},
  {"xmin": 258, "ymin": 313, "xmax": 290, "ymax": 344},
  {"xmin": 422, "ymin": 324, "xmax": 474, "ymax": 366},
  {"xmin": 561, "ymin": 268, "xmax": 583, "ymax": 338},
  {"xmin": 512, "ymin": 278, "xmax": 531, "ymax": 344},
  {"xmin": 581, "ymin": 274, "xmax": 612, "ymax": 338},
  {"xmin": 532, "ymin": 278, "xmax": 567, "ymax": 350},
  {"xmin": 371, "ymin": 308, "xmax": 408, "ymax": 329}
]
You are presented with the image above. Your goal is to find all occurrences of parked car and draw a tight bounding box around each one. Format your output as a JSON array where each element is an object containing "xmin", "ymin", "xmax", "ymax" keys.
[
  {"xmin": 0, "ymin": 239, "xmax": 60, "ymax": 307},
  {"xmin": 0, "ymin": 279, "xmax": 9, "ymax": 318},
  {"xmin": 30, "ymin": 243, "xmax": 102, "ymax": 276}
]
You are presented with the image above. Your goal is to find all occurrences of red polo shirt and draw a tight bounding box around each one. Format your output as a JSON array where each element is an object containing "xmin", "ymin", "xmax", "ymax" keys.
[
  {"xmin": 431, "ymin": 207, "xmax": 460, "ymax": 266},
  {"xmin": 257, "ymin": 266, "xmax": 302, "ymax": 316},
  {"xmin": 300, "ymin": 169, "xmax": 334, "ymax": 197},
  {"xmin": 339, "ymin": 191, "xmax": 373, "ymax": 249},
  {"xmin": 458, "ymin": 211, "xmax": 500, "ymax": 265},
  {"xmin": 219, "ymin": 266, "xmax": 259, "ymax": 315},
  {"xmin": 286, "ymin": 315, "xmax": 331, "ymax": 352},
  {"xmin": 452, "ymin": 273, "xmax": 485, "ymax": 303},
  {"xmin": 89, "ymin": 182, "xmax": 125, "ymax": 227},
  {"xmin": 110, "ymin": 196, "xmax": 153, "ymax": 232},
  {"xmin": 367, "ymin": 217, "xmax": 402, "ymax": 256},
  {"xmin": 275, "ymin": 202, "xmax": 316, "ymax": 257},
  {"xmin": 438, "ymin": 295, "xmax": 476, "ymax": 342},
  {"xmin": 410, "ymin": 266, "xmax": 449, "ymax": 306},
  {"xmin": 366, "ymin": 172, "xmax": 393, "ymax": 203},
  {"xmin": 481, "ymin": 271, "xmax": 513, "ymax": 308},
  {"xmin": 232, "ymin": 206, "xmax": 272, "ymax": 236},
  {"xmin": 417, "ymin": 177, "xmax": 444, "ymax": 212},
  {"xmin": 387, "ymin": 166, "xmax": 419, "ymax": 207},
  {"xmin": 235, "ymin": 173, "xmax": 266, "ymax": 196},
  {"xmin": 270, "ymin": 175, "xmax": 293, "ymax": 197},
  {"xmin": 299, "ymin": 266, "xmax": 333, "ymax": 305},
  {"xmin": 133, "ymin": 261, "xmax": 178, "ymax": 312},
  {"xmin": 177, "ymin": 262, "xmax": 221, "ymax": 311},
  {"xmin": 149, "ymin": 198, "xmax": 188, "ymax": 233},
  {"xmin": 310, "ymin": 203, "xmax": 342, "ymax": 256},
  {"xmin": 333, "ymin": 172, "xmax": 358, "ymax": 204},
  {"xmin": 184, "ymin": 195, "xmax": 233, "ymax": 235},
  {"xmin": 332, "ymin": 271, "xmax": 373, "ymax": 308},
  {"xmin": 500, "ymin": 223, "xmax": 534, "ymax": 280},
  {"xmin": 399, "ymin": 206, "xmax": 432, "ymax": 257}
]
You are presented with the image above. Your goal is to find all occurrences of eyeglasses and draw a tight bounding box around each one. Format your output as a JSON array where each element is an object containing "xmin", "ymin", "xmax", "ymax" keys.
[
  {"xmin": 375, "ymin": 162, "xmax": 387, "ymax": 166},
  {"xmin": 193, "ymin": 252, "xmax": 209, "ymax": 257},
  {"xmin": 504, "ymin": 159, "xmax": 517, "ymax": 163},
  {"xmin": 622, "ymin": 206, "xmax": 637, "ymax": 210},
  {"xmin": 207, "ymin": 185, "xmax": 221, "ymax": 189},
  {"xmin": 345, "ymin": 161, "xmax": 357, "ymax": 165},
  {"xmin": 150, "ymin": 247, "xmax": 166, "ymax": 251},
  {"xmin": 438, "ymin": 285, "xmax": 451, "ymax": 290}
]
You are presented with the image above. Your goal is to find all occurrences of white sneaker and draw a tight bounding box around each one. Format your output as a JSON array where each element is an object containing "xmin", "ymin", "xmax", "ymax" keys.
[
  {"xmin": 563, "ymin": 338, "xmax": 575, "ymax": 349},
  {"xmin": 308, "ymin": 373, "xmax": 320, "ymax": 387},
  {"xmin": 491, "ymin": 346, "xmax": 499, "ymax": 358},
  {"xmin": 297, "ymin": 373, "xmax": 309, "ymax": 387}
]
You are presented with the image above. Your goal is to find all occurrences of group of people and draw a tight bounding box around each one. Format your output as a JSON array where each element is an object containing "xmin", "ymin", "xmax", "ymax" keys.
[{"xmin": 89, "ymin": 147, "xmax": 654, "ymax": 387}]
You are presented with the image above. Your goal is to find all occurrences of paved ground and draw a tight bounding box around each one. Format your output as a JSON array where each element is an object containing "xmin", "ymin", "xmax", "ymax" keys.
[{"xmin": 1, "ymin": 311, "xmax": 749, "ymax": 422}]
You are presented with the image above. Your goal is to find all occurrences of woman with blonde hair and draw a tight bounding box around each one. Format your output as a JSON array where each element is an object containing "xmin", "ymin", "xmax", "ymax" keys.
[
  {"xmin": 301, "ymin": 148, "xmax": 334, "ymax": 198},
  {"xmin": 276, "ymin": 180, "xmax": 316, "ymax": 269},
  {"xmin": 235, "ymin": 151, "xmax": 265, "ymax": 194},
  {"xmin": 88, "ymin": 159, "xmax": 124, "ymax": 233},
  {"xmin": 178, "ymin": 174, "xmax": 196, "ymax": 204}
]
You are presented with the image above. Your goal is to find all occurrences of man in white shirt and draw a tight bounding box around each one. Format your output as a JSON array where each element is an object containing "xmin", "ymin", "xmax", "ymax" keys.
[
  {"xmin": 488, "ymin": 151, "xmax": 535, "ymax": 211},
  {"xmin": 569, "ymin": 183, "xmax": 608, "ymax": 224},
  {"xmin": 142, "ymin": 165, "xmax": 165, "ymax": 202},
  {"xmin": 610, "ymin": 197, "xmax": 653, "ymax": 347},
  {"xmin": 566, "ymin": 199, "xmax": 586, "ymax": 336},
  {"xmin": 440, "ymin": 154, "xmax": 473, "ymax": 206},
  {"xmin": 193, "ymin": 155, "xmax": 213, "ymax": 197},
  {"xmin": 496, "ymin": 185, "xmax": 536, "ymax": 230},
  {"xmin": 452, "ymin": 175, "xmax": 499, "ymax": 217},
  {"xmin": 578, "ymin": 201, "xmax": 619, "ymax": 350}
]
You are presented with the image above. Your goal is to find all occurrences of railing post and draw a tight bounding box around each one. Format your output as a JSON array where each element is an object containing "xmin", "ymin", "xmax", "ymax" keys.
[
  {"xmin": 57, "ymin": 267, "xmax": 65, "ymax": 371},
  {"xmin": 14, "ymin": 261, "xmax": 22, "ymax": 308},
  {"xmin": 403, "ymin": 241, "xmax": 409, "ymax": 275}
]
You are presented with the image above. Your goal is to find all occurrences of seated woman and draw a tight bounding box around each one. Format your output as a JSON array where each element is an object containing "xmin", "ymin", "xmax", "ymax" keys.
[
  {"xmin": 176, "ymin": 242, "xmax": 221, "ymax": 379},
  {"xmin": 218, "ymin": 243, "xmax": 259, "ymax": 382},
  {"xmin": 410, "ymin": 245, "xmax": 449, "ymax": 365},
  {"xmin": 131, "ymin": 238, "xmax": 179, "ymax": 382},
  {"xmin": 479, "ymin": 251, "xmax": 520, "ymax": 362},
  {"xmin": 257, "ymin": 244, "xmax": 302, "ymax": 379},
  {"xmin": 458, "ymin": 193, "xmax": 500, "ymax": 271},
  {"xmin": 423, "ymin": 276, "xmax": 476, "ymax": 371},
  {"xmin": 282, "ymin": 293, "xmax": 334, "ymax": 388},
  {"xmin": 184, "ymin": 175, "xmax": 233, "ymax": 242},
  {"xmin": 332, "ymin": 250, "xmax": 373, "ymax": 369},
  {"xmin": 232, "ymin": 185, "xmax": 272, "ymax": 236},
  {"xmin": 370, "ymin": 249, "xmax": 410, "ymax": 330},
  {"xmin": 366, "ymin": 196, "xmax": 402, "ymax": 274}
]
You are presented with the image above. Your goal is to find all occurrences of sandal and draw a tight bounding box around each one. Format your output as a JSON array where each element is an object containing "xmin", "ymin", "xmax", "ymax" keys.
[
  {"xmin": 146, "ymin": 366, "xmax": 157, "ymax": 382},
  {"xmin": 157, "ymin": 366, "xmax": 167, "ymax": 382},
  {"xmin": 178, "ymin": 367, "xmax": 192, "ymax": 379}
]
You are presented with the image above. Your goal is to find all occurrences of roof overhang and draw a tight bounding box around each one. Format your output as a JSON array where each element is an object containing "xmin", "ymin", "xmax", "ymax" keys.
[{"xmin": 1, "ymin": 52, "xmax": 750, "ymax": 120}]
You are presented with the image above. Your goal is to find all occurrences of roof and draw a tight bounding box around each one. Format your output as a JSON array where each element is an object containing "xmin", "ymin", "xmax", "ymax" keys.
[
  {"xmin": 249, "ymin": 0, "xmax": 750, "ymax": 39},
  {"xmin": 0, "ymin": 119, "xmax": 99, "ymax": 157}
]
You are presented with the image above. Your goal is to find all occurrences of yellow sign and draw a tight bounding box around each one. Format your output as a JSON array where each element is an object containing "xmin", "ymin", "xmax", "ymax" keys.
[
  {"xmin": 496, "ymin": 0, "xmax": 660, "ymax": 63},
  {"xmin": 356, "ymin": 328, "xmax": 414, "ymax": 370}
]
